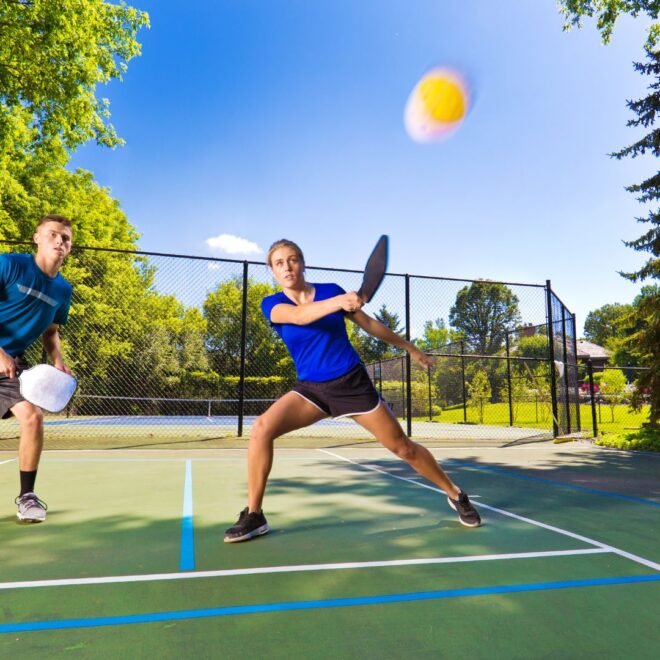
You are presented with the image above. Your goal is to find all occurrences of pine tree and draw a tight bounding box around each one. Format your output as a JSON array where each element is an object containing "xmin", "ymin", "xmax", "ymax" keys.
[{"xmin": 612, "ymin": 47, "xmax": 660, "ymax": 426}]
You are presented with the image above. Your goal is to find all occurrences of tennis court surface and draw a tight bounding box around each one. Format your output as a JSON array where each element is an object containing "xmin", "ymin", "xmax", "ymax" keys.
[{"xmin": 1, "ymin": 441, "xmax": 658, "ymax": 658}]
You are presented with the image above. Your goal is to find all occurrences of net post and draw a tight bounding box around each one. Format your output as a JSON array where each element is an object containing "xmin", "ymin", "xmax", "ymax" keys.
[{"xmin": 237, "ymin": 261, "xmax": 249, "ymax": 437}]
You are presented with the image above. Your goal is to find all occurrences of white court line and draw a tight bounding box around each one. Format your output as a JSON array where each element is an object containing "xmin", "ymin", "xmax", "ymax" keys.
[
  {"xmin": 0, "ymin": 458, "xmax": 16, "ymax": 466},
  {"xmin": 38, "ymin": 457, "xmax": 316, "ymax": 463},
  {"xmin": 318, "ymin": 448, "xmax": 660, "ymax": 572},
  {"xmin": 0, "ymin": 548, "xmax": 609, "ymax": 591}
]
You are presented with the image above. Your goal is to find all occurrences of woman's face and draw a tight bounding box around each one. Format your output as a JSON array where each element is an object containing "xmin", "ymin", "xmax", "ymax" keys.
[{"xmin": 270, "ymin": 246, "xmax": 305, "ymax": 288}]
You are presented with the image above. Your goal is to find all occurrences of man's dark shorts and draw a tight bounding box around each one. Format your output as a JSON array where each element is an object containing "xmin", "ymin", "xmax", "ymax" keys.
[
  {"xmin": 292, "ymin": 363, "xmax": 381, "ymax": 418},
  {"xmin": 0, "ymin": 354, "xmax": 28, "ymax": 419}
]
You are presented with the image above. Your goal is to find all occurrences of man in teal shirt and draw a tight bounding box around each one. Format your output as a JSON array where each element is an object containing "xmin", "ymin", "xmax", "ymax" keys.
[{"xmin": 0, "ymin": 215, "xmax": 73, "ymax": 522}]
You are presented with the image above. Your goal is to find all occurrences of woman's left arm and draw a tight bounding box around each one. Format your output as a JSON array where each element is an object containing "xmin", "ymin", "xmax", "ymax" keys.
[{"xmin": 349, "ymin": 310, "xmax": 434, "ymax": 368}]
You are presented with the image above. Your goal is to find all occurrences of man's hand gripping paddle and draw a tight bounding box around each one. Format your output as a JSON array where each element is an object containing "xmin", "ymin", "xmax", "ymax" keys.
[{"xmin": 19, "ymin": 364, "xmax": 77, "ymax": 413}]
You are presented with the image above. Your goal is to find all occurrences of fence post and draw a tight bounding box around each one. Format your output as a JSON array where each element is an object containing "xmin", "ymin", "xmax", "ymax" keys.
[
  {"xmin": 237, "ymin": 261, "xmax": 249, "ymax": 437},
  {"xmin": 587, "ymin": 359, "xmax": 598, "ymax": 437},
  {"xmin": 545, "ymin": 280, "xmax": 560, "ymax": 437},
  {"xmin": 561, "ymin": 305, "xmax": 571, "ymax": 434},
  {"xmin": 460, "ymin": 340, "xmax": 468, "ymax": 423},
  {"xmin": 404, "ymin": 274, "xmax": 412, "ymax": 437},
  {"xmin": 505, "ymin": 331, "xmax": 513, "ymax": 426},
  {"xmin": 427, "ymin": 364, "xmax": 433, "ymax": 421},
  {"xmin": 572, "ymin": 313, "xmax": 581, "ymax": 431}
]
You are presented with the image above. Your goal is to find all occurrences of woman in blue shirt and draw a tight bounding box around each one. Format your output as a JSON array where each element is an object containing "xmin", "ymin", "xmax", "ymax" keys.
[{"xmin": 225, "ymin": 239, "xmax": 481, "ymax": 542}]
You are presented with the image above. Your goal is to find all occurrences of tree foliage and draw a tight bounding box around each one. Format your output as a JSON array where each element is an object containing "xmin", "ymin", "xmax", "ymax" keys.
[
  {"xmin": 0, "ymin": 0, "xmax": 149, "ymax": 241},
  {"xmin": 449, "ymin": 281, "xmax": 521, "ymax": 355},
  {"xmin": 583, "ymin": 303, "xmax": 634, "ymax": 346},
  {"xmin": 468, "ymin": 369, "xmax": 492, "ymax": 424},
  {"xmin": 558, "ymin": 1, "xmax": 660, "ymax": 49},
  {"xmin": 559, "ymin": 0, "xmax": 660, "ymax": 427},
  {"xmin": 0, "ymin": 0, "xmax": 149, "ymax": 150},
  {"xmin": 351, "ymin": 304, "xmax": 404, "ymax": 364},
  {"xmin": 415, "ymin": 318, "xmax": 456, "ymax": 352},
  {"xmin": 204, "ymin": 277, "xmax": 292, "ymax": 379}
]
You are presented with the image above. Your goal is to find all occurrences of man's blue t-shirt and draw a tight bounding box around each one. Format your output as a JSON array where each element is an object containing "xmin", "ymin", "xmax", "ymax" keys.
[
  {"xmin": 0, "ymin": 253, "xmax": 73, "ymax": 357},
  {"xmin": 262, "ymin": 282, "xmax": 360, "ymax": 382}
]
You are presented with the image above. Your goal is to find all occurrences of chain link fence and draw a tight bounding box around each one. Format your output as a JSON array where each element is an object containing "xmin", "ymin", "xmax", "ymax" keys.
[
  {"xmin": 579, "ymin": 363, "xmax": 651, "ymax": 436},
  {"xmin": 0, "ymin": 240, "xmax": 624, "ymax": 449}
]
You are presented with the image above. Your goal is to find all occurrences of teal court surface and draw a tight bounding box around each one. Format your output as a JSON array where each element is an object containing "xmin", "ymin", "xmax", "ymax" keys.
[{"xmin": 0, "ymin": 442, "xmax": 658, "ymax": 658}]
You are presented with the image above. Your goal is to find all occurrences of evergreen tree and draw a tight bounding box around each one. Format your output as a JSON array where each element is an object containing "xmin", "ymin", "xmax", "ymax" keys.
[
  {"xmin": 612, "ymin": 48, "xmax": 660, "ymax": 426},
  {"xmin": 559, "ymin": 1, "xmax": 660, "ymax": 427}
]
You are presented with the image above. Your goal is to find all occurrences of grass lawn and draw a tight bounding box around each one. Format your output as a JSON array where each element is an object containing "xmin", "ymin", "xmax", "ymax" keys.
[{"xmin": 426, "ymin": 401, "xmax": 650, "ymax": 435}]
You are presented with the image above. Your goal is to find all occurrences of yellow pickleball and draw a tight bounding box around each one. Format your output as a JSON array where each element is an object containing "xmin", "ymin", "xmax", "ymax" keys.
[
  {"xmin": 404, "ymin": 67, "xmax": 470, "ymax": 142},
  {"xmin": 419, "ymin": 75, "xmax": 467, "ymax": 122}
]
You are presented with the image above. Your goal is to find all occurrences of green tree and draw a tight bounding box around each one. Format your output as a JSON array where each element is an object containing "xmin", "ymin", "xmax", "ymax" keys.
[
  {"xmin": 449, "ymin": 281, "xmax": 521, "ymax": 355},
  {"xmin": 468, "ymin": 369, "xmax": 492, "ymax": 424},
  {"xmin": 415, "ymin": 318, "xmax": 454, "ymax": 352},
  {"xmin": 600, "ymin": 368, "xmax": 628, "ymax": 422},
  {"xmin": 583, "ymin": 303, "xmax": 634, "ymax": 346},
  {"xmin": 0, "ymin": 0, "xmax": 148, "ymax": 239},
  {"xmin": 204, "ymin": 277, "xmax": 291, "ymax": 379},
  {"xmin": 0, "ymin": 0, "xmax": 149, "ymax": 150},
  {"xmin": 559, "ymin": 1, "xmax": 659, "ymax": 426},
  {"xmin": 352, "ymin": 304, "xmax": 403, "ymax": 364}
]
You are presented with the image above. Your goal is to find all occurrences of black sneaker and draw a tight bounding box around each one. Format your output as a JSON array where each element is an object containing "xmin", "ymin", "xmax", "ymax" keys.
[
  {"xmin": 224, "ymin": 507, "xmax": 270, "ymax": 543},
  {"xmin": 447, "ymin": 491, "xmax": 482, "ymax": 528}
]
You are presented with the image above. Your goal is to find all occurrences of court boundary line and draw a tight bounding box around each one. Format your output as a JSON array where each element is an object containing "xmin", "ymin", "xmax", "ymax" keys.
[
  {"xmin": 317, "ymin": 448, "xmax": 660, "ymax": 572},
  {"xmin": 1, "ymin": 574, "xmax": 658, "ymax": 633},
  {"xmin": 0, "ymin": 548, "xmax": 610, "ymax": 591},
  {"xmin": 0, "ymin": 458, "xmax": 16, "ymax": 465}
]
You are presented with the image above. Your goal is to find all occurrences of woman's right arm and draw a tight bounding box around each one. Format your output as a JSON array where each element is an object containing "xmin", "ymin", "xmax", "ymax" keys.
[{"xmin": 270, "ymin": 292, "xmax": 364, "ymax": 325}]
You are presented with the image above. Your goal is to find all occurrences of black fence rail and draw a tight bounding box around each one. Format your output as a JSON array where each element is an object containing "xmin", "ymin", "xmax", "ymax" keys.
[{"xmin": 2, "ymin": 240, "xmax": 645, "ymax": 446}]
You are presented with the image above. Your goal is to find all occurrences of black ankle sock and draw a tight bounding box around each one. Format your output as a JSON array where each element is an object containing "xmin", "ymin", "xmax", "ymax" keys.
[{"xmin": 19, "ymin": 470, "xmax": 37, "ymax": 496}]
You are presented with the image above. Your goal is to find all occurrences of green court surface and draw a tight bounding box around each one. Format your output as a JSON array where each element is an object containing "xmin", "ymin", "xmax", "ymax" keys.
[{"xmin": 0, "ymin": 443, "xmax": 658, "ymax": 658}]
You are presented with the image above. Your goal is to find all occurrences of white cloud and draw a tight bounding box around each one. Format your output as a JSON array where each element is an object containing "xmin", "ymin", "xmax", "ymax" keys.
[{"xmin": 206, "ymin": 234, "xmax": 263, "ymax": 256}]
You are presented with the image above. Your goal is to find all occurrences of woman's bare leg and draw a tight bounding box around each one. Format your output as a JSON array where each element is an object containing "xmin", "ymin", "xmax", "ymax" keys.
[
  {"xmin": 248, "ymin": 392, "xmax": 326, "ymax": 512},
  {"xmin": 351, "ymin": 403, "xmax": 461, "ymax": 499}
]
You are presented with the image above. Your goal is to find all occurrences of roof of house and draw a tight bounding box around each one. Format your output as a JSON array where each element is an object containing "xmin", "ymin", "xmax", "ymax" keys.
[{"xmin": 576, "ymin": 340, "xmax": 611, "ymax": 360}]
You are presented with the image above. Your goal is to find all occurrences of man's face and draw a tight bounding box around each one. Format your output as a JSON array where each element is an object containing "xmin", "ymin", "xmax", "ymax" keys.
[{"xmin": 33, "ymin": 221, "xmax": 73, "ymax": 264}]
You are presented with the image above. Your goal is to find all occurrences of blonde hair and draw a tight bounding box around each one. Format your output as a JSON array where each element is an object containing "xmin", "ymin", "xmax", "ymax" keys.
[{"xmin": 266, "ymin": 239, "xmax": 305, "ymax": 267}]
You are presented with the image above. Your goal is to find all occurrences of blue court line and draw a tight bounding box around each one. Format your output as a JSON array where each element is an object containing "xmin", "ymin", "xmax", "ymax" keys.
[
  {"xmin": 179, "ymin": 460, "xmax": 195, "ymax": 571},
  {"xmin": 448, "ymin": 461, "xmax": 660, "ymax": 507},
  {"xmin": 1, "ymin": 574, "xmax": 658, "ymax": 633}
]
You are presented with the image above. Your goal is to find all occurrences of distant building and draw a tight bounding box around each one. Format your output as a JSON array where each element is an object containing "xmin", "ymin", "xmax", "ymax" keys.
[{"xmin": 576, "ymin": 340, "xmax": 610, "ymax": 371}]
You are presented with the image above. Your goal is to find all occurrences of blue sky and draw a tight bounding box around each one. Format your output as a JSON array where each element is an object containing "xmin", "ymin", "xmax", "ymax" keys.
[{"xmin": 69, "ymin": 1, "xmax": 655, "ymax": 334}]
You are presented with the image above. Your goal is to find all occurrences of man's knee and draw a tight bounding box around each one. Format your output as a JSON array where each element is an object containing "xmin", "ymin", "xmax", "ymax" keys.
[{"xmin": 15, "ymin": 404, "xmax": 44, "ymax": 431}]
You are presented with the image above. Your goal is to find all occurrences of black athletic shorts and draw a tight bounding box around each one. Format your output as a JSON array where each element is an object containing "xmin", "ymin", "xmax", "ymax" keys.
[
  {"xmin": 292, "ymin": 363, "xmax": 381, "ymax": 418},
  {"xmin": 0, "ymin": 354, "xmax": 28, "ymax": 419}
]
